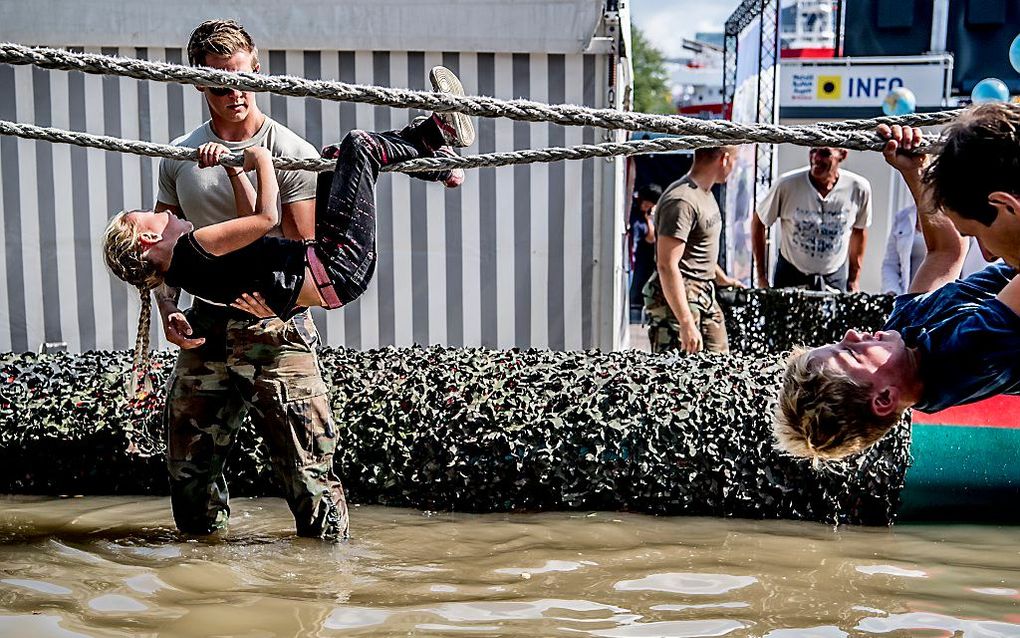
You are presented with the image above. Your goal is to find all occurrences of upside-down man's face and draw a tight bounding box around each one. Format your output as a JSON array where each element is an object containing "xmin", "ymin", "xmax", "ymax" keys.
[{"xmin": 806, "ymin": 329, "xmax": 913, "ymax": 416}]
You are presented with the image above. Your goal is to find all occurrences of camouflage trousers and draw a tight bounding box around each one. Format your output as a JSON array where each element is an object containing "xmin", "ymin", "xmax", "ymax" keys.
[
  {"xmin": 165, "ymin": 305, "xmax": 348, "ymax": 541},
  {"xmin": 643, "ymin": 276, "xmax": 729, "ymax": 355}
]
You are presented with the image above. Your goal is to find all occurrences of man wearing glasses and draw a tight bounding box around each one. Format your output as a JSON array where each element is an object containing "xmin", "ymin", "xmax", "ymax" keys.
[
  {"xmin": 153, "ymin": 20, "xmax": 348, "ymax": 541},
  {"xmin": 751, "ymin": 147, "xmax": 873, "ymax": 292}
]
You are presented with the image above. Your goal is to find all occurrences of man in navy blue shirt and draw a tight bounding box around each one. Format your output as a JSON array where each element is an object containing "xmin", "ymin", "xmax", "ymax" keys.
[{"xmin": 775, "ymin": 105, "xmax": 1020, "ymax": 462}]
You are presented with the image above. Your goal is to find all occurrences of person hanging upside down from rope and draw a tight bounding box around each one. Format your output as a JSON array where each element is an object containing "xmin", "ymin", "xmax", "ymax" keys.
[
  {"xmin": 775, "ymin": 104, "xmax": 1020, "ymax": 463},
  {"xmin": 104, "ymin": 65, "xmax": 475, "ymax": 371}
]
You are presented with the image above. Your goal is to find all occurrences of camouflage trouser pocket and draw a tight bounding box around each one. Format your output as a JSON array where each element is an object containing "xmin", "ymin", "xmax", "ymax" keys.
[
  {"xmin": 277, "ymin": 379, "xmax": 336, "ymax": 448},
  {"xmin": 284, "ymin": 312, "xmax": 320, "ymax": 351},
  {"xmin": 261, "ymin": 377, "xmax": 348, "ymax": 541},
  {"xmin": 686, "ymin": 280, "xmax": 729, "ymax": 354},
  {"xmin": 683, "ymin": 279, "xmax": 714, "ymax": 313},
  {"xmin": 645, "ymin": 278, "xmax": 729, "ymax": 354},
  {"xmin": 647, "ymin": 324, "xmax": 681, "ymax": 354}
]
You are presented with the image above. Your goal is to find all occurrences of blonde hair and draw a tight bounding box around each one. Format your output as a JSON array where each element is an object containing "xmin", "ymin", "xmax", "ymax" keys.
[
  {"xmin": 103, "ymin": 211, "xmax": 163, "ymax": 395},
  {"xmin": 187, "ymin": 19, "xmax": 259, "ymax": 68},
  {"xmin": 773, "ymin": 346, "xmax": 903, "ymax": 464}
]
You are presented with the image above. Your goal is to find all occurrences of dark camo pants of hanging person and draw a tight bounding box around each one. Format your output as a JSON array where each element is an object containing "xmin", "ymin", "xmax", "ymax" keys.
[
  {"xmin": 165, "ymin": 303, "xmax": 349, "ymax": 541},
  {"xmin": 313, "ymin": 126, "xmax": 439, "ymax": 305},
  {"xmin": 643, "ymin": 276, "xmax": 729, "ymax": 355}
]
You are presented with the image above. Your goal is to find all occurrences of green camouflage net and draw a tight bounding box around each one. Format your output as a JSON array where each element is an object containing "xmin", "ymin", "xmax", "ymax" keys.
[
  {"xmin": 0, "ymin": 335, "xmax": 909, "ymax": 525},
  {"xmin": 0, "ymin": 289, "xmax": 909, "ymax": 524},
  {"xmin": 718, "ymin": 287, "xmax": 895, "ymax": 355}
]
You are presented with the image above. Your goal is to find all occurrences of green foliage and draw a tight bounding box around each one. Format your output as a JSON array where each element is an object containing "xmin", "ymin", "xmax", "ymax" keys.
[
  {"xmin": 631, "ymin": 27, "xmax": 674, "ymax": 115},
  {"xmin": 0, "ymin": 287, "xmax": 911, "ymax": 525}
]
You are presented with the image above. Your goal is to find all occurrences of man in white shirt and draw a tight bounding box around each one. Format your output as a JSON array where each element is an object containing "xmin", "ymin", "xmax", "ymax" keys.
[{"xmin": 752, "ymin": 147, "xmax": 872, "ymax": 292}]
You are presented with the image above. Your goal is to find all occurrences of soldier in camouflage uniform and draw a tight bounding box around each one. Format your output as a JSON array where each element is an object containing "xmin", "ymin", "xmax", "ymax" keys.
[
  {"xmin": 154, "ymin": 20, "xmax": 347, "ymax": 540},
  {"xmin": 643, "ymin": 146, "xmax": 743, "ymax": 355},
  {"xmin": 644, "ymin": 277, "xmax": 729, "ymax": 354}
]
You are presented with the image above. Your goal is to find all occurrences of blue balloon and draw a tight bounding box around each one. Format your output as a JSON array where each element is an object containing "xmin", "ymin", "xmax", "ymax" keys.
[
  {"xmin": 971, "ymin": 78, "xmax": 1011, "ymax": 104},
  {"xmin": 882, "ymin": 87, "xmax": 916, "ymax": 116},
  {"xmin": 1010, "ymin": 33, "xmax": 1020, "ymax": 74}
]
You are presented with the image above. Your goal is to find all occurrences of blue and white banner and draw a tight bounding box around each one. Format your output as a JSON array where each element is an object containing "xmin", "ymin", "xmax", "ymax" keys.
[{"xmin": 781, "ymin": 55, "xmax": 953, "ymax": 108}]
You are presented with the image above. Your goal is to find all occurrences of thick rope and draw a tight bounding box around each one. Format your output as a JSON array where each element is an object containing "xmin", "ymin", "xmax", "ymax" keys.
[
  {"xmin": 0, "ymin": 43, "xmax": 951, "ymax": 151},
  {"xmin": 0, "ymin": 119, "xmax": 946, "ymax": 174},
  {"xmin": 818, "ymin": 110, "xmax": 962, "ymax": 130}
]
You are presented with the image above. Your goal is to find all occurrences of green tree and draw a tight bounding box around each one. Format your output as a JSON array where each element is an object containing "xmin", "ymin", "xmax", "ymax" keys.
[{"xmin": 631, "ymin": 27, "xmax": 674, "ymax": 114}]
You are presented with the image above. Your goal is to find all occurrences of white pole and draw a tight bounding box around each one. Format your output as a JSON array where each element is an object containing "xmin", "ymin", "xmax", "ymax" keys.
[{"xmin": 929, "ymin": 0, "xmax": 950, "ymax": 53}]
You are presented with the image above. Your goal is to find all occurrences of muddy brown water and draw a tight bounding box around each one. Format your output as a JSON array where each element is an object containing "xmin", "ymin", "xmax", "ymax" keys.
[{"xmin": 0, "ymin": 496, "xmax": 1017, "ymax": 637}]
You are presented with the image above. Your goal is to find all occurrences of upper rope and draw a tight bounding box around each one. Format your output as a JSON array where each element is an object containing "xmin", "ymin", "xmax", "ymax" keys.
[{"xmin": 0, "ymin": 42, "xmax": 959, "ymax": 155}]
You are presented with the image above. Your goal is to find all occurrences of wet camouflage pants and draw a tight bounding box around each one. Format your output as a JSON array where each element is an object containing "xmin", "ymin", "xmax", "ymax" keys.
[
  {"xmin": 165, "ymin": 308, "xmax": 348, "ymax": 541},
  {"xmin": 643, "ymin": 276, "xmax": 729, "ymax": 355}
]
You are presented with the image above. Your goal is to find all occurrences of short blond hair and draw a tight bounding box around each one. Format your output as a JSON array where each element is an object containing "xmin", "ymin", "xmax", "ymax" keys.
[
  {"xmin": 103, "ymin": 211, "xmax": 162, "ymax": 395},
  {"xmin": 773, "ymin": 346, "xmax": 903, "ymax": 462},
  {"xmin": 187, "ymin": 19, "xmax": 259, "ymax": 68}
]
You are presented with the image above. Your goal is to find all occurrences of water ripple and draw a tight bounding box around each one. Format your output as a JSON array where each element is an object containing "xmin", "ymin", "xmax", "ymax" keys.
[
  {"xmin": 0, "ymin": 578, "xmax": 72, "ymax": 595},
  {"xmin": 614, "ymin": 573, "xmax": 758, "ymax": 595},
  {"xmin": 857, "ymin": 611, "xmax": 1020, "ymax": 636},
  {"xmin": 584, "ymin": 619, "xmax": 747, "ymax": 637},
  {"xmin": 854, "ymin": 564, "xmax": 927, "ymax": 578}
]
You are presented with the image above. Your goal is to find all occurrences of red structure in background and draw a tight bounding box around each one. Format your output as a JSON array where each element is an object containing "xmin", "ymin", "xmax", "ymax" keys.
[
  {"xmin": 677, "ymin": 103, "xmax": 726, "ymax": 117},
  {"xmin": 913, "ymin": 395, "xmax": 1020, "ymax": 429},
  {"xmin": 781, "ymin": 46, "xmax": 833, "ymax": 58},
  {"xmin": 779, "ymin": 1, "xmax": 836, "ymax": 59}
]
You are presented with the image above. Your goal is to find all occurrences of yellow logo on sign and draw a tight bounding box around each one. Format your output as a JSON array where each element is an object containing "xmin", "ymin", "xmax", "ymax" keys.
[{"xmin": 817, "ymin": 75, "xmax": 842, "ymax": 100}]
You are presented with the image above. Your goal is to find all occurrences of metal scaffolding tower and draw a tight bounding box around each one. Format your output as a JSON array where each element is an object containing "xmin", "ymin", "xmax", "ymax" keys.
[{"xmin": 722, "ymin": 0, "xmax": 780, "ymax": 206}]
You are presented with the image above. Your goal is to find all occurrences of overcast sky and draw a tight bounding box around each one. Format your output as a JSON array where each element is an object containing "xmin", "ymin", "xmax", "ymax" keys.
[{"xmin": 630, "ymin": 0, "xmax": 741, "ymax": 58}]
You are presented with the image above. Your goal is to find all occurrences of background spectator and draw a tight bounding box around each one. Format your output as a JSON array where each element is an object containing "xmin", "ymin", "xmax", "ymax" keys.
[
  {"xmin": 752, "ymin": 147, "xmax": 872, "ymax": 292},
  {"xmin": 883, "ymin": 204, "xmax": 994, "ymax": 294},
  {"xmin": 643, "ymin": 147, "xmax": 741, "ymax": 354},
  {"xmin": 629, "ymin": 184, "xmax": 663, "ymax": 320}
]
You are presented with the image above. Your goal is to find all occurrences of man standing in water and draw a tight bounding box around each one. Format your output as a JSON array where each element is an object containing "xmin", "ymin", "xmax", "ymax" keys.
[{"xmin": 153, "ymin": 20, "xmax": 347, "ymax": 540}]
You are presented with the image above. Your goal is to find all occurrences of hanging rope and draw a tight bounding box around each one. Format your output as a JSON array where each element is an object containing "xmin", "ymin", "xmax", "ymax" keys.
[
  {"xmin": 0, "ymin": 118, "xmax": 948, "ymax": 174},
  {"xmin": 0, "ymin": 43, "xmax": 954, "ymax": 151},
  {"xmin": 818, "ymin": 110, "xmax": 961, "ymax": 130}
]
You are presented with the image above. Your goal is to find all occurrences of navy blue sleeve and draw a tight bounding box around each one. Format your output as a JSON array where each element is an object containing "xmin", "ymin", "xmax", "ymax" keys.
[
  {"xmin": 953, "ymin": 262, "xmax": 1016, "ymax": 298},
  {"xmin": 881, "ymin": 263, "xmax": 1020, "ymax": 412},
  {"xmin": 912, "ymin": 297, "xmax": 1020, "ymax": 412},
  {"xmin": 885, "ymin": 263, "xmax": 1017, "ymax": 334},
  {"xmin": 633, "ymin": 219, "xmax": 648, "ymax": 237}
]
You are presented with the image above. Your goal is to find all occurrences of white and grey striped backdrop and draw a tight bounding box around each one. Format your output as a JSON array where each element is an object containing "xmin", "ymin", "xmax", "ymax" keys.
[{"xmin": 0, "ymin": 47, "xmax": 627, "ymax": 353}]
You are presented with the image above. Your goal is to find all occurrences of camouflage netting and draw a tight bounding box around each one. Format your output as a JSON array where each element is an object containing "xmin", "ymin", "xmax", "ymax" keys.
[
  {"xmin": 718, "ymin": 287, "xmax": 896, "ymax": 355},
  {"xmin": 0, "ymin": 334, "xmax": 910, "ymax": 525}
]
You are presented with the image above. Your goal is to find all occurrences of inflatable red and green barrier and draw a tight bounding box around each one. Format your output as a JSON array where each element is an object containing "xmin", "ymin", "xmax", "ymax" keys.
[{"xmin": 902, "ymin": 395, "xmax": 1020, "ymax": 521}]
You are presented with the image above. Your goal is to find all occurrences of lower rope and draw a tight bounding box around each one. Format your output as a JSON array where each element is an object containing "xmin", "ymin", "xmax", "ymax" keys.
[{"xmin": 0, "ymin": 118, "xmax": 941, "ymax": 175}]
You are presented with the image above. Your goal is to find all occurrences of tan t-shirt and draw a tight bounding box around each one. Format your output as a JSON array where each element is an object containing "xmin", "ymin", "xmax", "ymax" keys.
[
  {"xmin": 655, "ymin": 175, "xmax": 722, "ymax": 281},
  {"xmin": 157, "ymin": 117, "xmax": 318, "ymax": 236}
]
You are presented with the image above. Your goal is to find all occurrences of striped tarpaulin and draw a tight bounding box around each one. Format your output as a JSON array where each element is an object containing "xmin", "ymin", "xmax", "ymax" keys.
[{"xmin": 0, "ymin": 47, "xmax": 625, "ymax": 353}]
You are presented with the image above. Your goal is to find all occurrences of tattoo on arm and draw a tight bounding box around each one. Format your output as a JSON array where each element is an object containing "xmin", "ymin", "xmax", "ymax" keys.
[{"xmin": 155, "ymin": 283, "xmax": 181, "ymax": 307}]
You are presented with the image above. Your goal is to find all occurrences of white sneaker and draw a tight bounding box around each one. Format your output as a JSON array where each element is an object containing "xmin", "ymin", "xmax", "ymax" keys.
[{"xmin": 429, "ymin": 66, "xmax": 475, "ymax": 148}]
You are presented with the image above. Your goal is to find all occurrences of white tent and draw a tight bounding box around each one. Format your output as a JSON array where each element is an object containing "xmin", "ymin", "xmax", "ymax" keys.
[{"xmin": 0, "ymin": 0, "xmax": 632, "ymax": 352}]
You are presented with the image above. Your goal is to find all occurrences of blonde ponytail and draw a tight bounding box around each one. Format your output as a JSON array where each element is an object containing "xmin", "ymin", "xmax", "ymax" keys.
[
  {"xmin": 103, "ymin": 211, "xmax": 163, "ymax": 397},
  {"xmin": 130, "ymin": 287, "xmax": 155, "ymax": 397}
]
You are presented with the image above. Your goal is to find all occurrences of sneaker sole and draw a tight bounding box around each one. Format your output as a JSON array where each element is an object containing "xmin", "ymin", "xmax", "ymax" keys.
[{"xmin": 429, "ymin": 66, "xmax": 475, "ymax": 148}]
